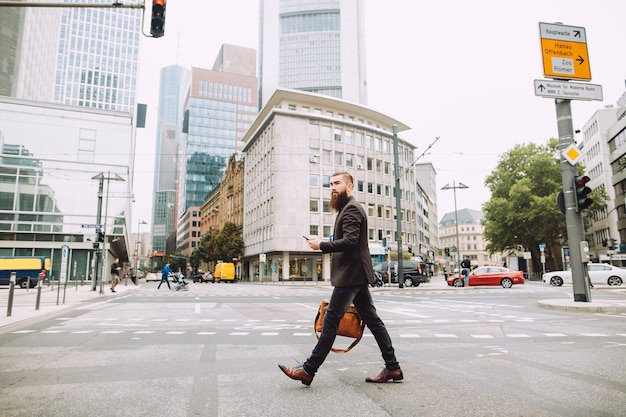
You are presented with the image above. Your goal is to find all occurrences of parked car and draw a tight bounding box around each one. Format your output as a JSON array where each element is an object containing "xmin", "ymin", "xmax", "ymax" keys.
[
  {"xmin": 193, "ymin": 271, "xmax": 215, "ymax": 283},
  {"xmin": 372, "ymin": 260, "xmax": 429, "ymax": 287},
  {"xmin": 543, "ymin": 263, "xmax": 625, "ymax": 287},
  {"xmin": 447, "ymin": 266, "xmax": 525, "ymax": 288},
  {"xmin": 144, "ymin": 272, "xmax": 159, "ymax": 282}
]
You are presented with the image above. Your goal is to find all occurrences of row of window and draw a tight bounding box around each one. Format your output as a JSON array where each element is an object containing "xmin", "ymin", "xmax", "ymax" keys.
[{"xmin": 197, "ymin": 81, "xmax": 253, "ymax": 104}]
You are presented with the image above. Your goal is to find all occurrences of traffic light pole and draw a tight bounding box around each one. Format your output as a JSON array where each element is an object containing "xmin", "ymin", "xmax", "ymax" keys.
[
  {"xmin": 555, "ymin": 98, "xmax": 591, "ymax": 302},
  {"xmin": 91, "ymin": 175, "xmax": 104, "ymax": 291}
]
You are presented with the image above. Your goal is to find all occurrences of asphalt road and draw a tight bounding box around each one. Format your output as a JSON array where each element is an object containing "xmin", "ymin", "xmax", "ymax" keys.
[{"xmin": 1, "ymin": 281, "xmax": 625, "ymax": 417}]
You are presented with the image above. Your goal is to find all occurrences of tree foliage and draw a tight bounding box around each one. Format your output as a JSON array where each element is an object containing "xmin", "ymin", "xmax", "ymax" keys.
[
  {"xmin": 189, "ymin": 222, "xmax": 244, "ymax": 267},
  {"xmin": 483, "ymin": 140, "xmax": 566, "ymax": 271}
]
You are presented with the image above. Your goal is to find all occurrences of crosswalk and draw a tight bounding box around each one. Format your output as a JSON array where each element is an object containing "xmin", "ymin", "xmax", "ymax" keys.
[{"xmin": 10, "ymin": 316, "xmax": 626, "ymax": 341}]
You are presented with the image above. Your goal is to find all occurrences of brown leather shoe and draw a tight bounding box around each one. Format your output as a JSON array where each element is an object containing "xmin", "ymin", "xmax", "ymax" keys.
[
  {"xmin": 366, "ymin": 367, "xmax": 403, "ymax": 383},
  {"xmin": 278, "ymin": 364, "xmax": 313, "ymax": 386}
]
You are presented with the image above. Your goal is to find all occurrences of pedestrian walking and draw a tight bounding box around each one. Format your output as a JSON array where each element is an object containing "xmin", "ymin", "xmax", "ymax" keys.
[
  {"xmin": 158, "ymin": 262, "xmax": 172, "ymax": 290},
  {"xmin": 461, "ymin": 256, "xmax": 471, "ymax": 287},
  {"xmin": 110, "ymin": 258, "xmax": 121, "ymax": 292},
  {"xmin": 278, "ymin": 171, "xmax": 402, "ymax": 386}
]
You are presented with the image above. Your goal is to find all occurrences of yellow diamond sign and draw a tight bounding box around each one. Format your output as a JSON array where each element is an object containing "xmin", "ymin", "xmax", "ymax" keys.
[{"xmin": 563, "ymin": 144, "xmax": 582, "ymax": 165}]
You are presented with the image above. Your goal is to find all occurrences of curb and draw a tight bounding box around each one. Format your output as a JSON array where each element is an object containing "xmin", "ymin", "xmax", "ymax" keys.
[{"xmin": 537, "ymin": 298, "xmax": 626, "ymax": 313}]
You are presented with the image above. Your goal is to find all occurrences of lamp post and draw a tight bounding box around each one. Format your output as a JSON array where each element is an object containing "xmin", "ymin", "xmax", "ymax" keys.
[
  {"xmin": 91, "ymin": 171, "xmax": 125, "ymax": 294},
  {"xmin": 441, "ymin": 181, "xmax": 469, "ymax": 271},
  {"xmin": 134, "ymin": 219, "xmax": 147, "ymax": 284}
]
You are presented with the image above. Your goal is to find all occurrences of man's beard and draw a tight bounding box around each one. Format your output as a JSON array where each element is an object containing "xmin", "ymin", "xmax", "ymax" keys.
[{"xmin": 330, "ymin": 190, "xmax": 350, "ymax": 212}]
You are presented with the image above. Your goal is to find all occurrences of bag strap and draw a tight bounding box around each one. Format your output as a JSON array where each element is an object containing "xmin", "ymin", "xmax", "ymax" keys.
[{"xmin": 314, "ymin": 308, "xmax": 366, "ymax": 354}]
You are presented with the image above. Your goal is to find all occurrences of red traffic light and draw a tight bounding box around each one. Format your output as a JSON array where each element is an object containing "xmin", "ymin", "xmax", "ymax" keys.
[
  {"xmin": 575, "ymin": 175, "xmax": 590, "ymax": 187},
  {"xmin": 150, "ymin": 0, "xmax": 166, "ymax": 38},
  {"xmin": 573, "ymin": 175, "xmax": 592, "ymax": 212}
]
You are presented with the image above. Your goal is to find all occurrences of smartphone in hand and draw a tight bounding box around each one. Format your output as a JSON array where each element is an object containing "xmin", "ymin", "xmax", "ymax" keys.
[{"xmin": 303, "ymin": 235, "xmax": 310, "ymax": 240}]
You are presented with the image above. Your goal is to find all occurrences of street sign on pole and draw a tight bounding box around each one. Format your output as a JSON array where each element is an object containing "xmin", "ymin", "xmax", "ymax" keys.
[
  {"xmin": 534, "ymin": 79, "xmax": 602, "ymax": 101},
  {"xmin": 539, "ymin": 22, "xmax": 591, "ymax": 81}
]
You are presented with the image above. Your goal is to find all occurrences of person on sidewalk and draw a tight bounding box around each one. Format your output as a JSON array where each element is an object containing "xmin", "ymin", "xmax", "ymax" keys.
[
  {"xmin": 461, "ymin": 256, "xmax": 471, "ymax": 287},
  {"xmin": 278, "ymin": 171, "xmax": 402, "ymax": 386},
  {"xmin": 110, "ymin": 258, "xmax": 121, "ymax": 293},
  {"xmin": 158, "ymin": 262, "xmax": 172, "ymax": 290}
]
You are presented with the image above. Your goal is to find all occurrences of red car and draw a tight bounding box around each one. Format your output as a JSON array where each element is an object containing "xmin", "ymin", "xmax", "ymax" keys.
[{"xmin": 447, "ymin": 266, "xmax": 525, "ymax": 288}]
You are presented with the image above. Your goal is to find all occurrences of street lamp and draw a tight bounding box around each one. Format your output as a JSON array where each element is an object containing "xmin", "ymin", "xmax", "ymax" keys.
[
  {"xmin": 134, "ymin": 219, "xmax": 147, "ymax": 284},
  {"xmin": 91, "ymin": 171, "xmax": 125, "ymax": 294},
  {"xmin": 441, "ymin": 181, "xmax": 469, "ymax": 271}
]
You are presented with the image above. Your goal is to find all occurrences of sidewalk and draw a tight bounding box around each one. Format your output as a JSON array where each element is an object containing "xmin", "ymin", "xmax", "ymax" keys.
[{"xmin": 0, "ymin": 280, "xmax": 142, "ymax": 331}]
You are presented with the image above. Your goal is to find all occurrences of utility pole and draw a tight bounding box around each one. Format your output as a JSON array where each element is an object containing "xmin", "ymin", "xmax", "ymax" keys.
[
  {"xmin": 392, "ymin": 125, "xmax": 403, "ymax": 288},
  {"xmin": 441, "ymin": 181, "xmax": 469, "ymax": 273},
  {"xmin": 555, "ymin": 98, "xmax": 591, "ymax": 302}
]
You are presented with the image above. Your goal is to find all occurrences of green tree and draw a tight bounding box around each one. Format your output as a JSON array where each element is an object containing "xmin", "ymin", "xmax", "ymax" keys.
[
  {"xmin": 483, "ymin": 140, "xmax": 566, "ymax": 271},
  {"xmin": 190, "ymin": 232, "xmax": 211, "ymax": 270},
  {"xmin": 212, "ymin": 222, "xmax": 244, "ymax": 262}
]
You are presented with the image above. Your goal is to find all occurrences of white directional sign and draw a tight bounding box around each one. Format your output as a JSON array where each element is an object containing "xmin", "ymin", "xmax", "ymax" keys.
[{"xmin": 534, "ymin": 79, "xmax": 602, "ymax": 101}]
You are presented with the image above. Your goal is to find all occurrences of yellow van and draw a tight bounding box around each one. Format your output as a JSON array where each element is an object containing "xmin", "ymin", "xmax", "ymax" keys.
[{"xmin": 214, "ymin": 262, "xmax": 235, "ymax": 282}]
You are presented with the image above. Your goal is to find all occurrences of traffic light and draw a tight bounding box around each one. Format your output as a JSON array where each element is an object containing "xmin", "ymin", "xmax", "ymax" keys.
[
  {"xmin": 444, "ymin": 247, "xmax": 450, "ymax": 256},
  {"xmin": 150, "ymin": 0, "xmax": 166, "ymax": 38},
  {"xmin": 602, "ymin": 238, "xmax": 608, "ymax": 247},
  {"xmin": 610, "ymin": 238, "xmax": 618, "ymax": 250},
  {"xmin": 95, "ymin": 228, "xmax": 105, "ymax": 243},
  {"xmin": 573, "ymin": 175, "xmax": 592, "ymax": 212}
]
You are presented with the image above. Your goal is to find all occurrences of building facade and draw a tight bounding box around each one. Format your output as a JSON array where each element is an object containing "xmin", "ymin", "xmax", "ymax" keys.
[
  {"xmin": 0, "ymin": 97, "xmax": 134, "ymax": 283},
  {"xmin": 414, "ymin": 162, "xmax": 438, "ymax": 263},
  {"xmin": 177, "ymin": 46, "xmax": 257, "ymax": 251},
  {"xmin": 152, "ymin": 65, "xmax": 190, "ymax": 253},
  {"xmin": 607, "ymin": 101, "xmax": 626, "ymax": 266},
  {"xmin": 259, "ymin": 0, "xmax": 368, "ymax": 108},
  {"xmin": 439, "ymin": 208, "xmax": 499, "ymax": 270},
  {"xmin": 579, "ymin": 107, "xmax": 621, "ymax": 262},
  {"xmin": 241, "ymin": 88, "xmax": 416, "ymax": 281},
  {"xmin": 3, "ymin": 2, "xmax": 142, "ymax": 115}
]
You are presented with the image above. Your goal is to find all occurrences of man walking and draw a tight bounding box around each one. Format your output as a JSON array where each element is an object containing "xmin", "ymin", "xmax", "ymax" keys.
[
  {"xmin": 461, "ymin": 256, "xmax": 471, "ymax": 287},
  {"xmin": 110, "ymin": 258, "xmax": 121, "ymax": 293},
  {"xmin": 278, "ymin": 171, "xmax": 402, "ymax": 386},
  {"xmin": 158, "ymin": 262, "xmax": 172, "ymax": 290}
]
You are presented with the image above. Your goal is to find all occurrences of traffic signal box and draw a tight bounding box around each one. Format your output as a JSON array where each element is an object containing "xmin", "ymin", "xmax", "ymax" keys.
[
  {"xmin": 602, "ymin": 238, "xmax": 608, "ymax": 247},
  {"xmin": 150, "ymin": 0, "xmax": 166, "ymax": 38},
  {"xmin": 573, "ymin": 175, "xmax": 592, "ymax": 212}
]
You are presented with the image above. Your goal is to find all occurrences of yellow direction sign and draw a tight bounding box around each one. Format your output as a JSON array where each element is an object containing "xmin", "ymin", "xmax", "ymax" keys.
[{"xmin": 539, "ymin": 22, "xmax": 591, "ymax": 81}]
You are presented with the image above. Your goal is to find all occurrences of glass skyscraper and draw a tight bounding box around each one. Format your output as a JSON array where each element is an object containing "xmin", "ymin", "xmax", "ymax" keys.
[
  {"xmin": 53, "ymin": 3, "xmax": 141, "ymax": 114},
  {"xmin": 152, "ymin": 66, "xmax": 190, "ymax": 253},
  {"xmin": 2, "ymin": 1, "xmax": 141, "ymax": 115},
  {"xmin": 259, "ymin": 0, "xmax": 368, "ymax": 108}
]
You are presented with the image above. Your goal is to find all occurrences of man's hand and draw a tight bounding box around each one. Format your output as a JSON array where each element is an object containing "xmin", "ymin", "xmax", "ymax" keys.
[{"xmin": 306, "ymin": 236, "xmax": 322, "ymax": 250}]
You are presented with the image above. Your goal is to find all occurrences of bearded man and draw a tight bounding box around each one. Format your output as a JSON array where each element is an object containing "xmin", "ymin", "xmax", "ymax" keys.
[{"xmin": 278, "ymin": 171, "xmax": 403, "ymax": 386}]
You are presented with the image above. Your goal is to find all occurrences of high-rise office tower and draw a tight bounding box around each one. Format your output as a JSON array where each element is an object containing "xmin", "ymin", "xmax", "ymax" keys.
[
  {"xmin": 2, "ymin": 1, "xmax": 141, "ymax": 115},
  {"xmin": 52, "ymin": 4, "xmax": 141, "ymax": 114},
  {"xmin": 176, "ymin": 45, "xmax": 257, "ymax": 252},
  {"xmin": 258, "ymin": 0, "xmax": 368, "ymax": 108},
  {"xmin": 152, "ymin": 66, "xmax": 191, "ymax": 254}
]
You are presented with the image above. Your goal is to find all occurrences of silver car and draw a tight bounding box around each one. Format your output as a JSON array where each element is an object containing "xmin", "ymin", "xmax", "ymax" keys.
[{"xmin": 543, "ymin": 263, "xmax": 625, "ymax": 286}]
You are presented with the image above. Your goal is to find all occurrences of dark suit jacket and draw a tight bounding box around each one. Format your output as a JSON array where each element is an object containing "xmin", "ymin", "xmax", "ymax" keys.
[{"xmin": 319, "ymin": 196, "xmax": 375, "ymax": 287}]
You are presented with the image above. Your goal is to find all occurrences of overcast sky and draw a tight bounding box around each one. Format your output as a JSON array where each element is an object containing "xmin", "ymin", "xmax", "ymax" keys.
[{"xmin": 132, "ymin": 0, "xmax": 626, "ymax": 231}]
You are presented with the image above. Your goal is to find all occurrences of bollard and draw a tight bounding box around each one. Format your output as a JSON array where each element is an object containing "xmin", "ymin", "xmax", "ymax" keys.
[
  {"xmin": 36, "ymin": 273, "xmax": 42, "ymax": 310},
  {"xmin": 7, "ymin": 272, "xmax": 16, "ymax": 316}
]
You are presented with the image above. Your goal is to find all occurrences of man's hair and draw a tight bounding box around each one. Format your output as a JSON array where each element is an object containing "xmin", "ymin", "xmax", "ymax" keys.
[{"xmin": 331, "ymin": 171, "xmax": 354, "ymax": 185}]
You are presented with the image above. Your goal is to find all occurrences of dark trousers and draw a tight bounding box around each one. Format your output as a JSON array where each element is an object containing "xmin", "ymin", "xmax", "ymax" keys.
[
  {"xmin": 157, "ymin": 276, "xmax": 170, "ymax": 289},
  {"xmin": 304, "ymin": 285, "xmax": 399, "ymax": 376}
]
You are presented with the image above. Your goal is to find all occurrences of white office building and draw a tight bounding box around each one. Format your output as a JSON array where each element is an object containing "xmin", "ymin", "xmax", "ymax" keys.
[
  {"xmin": 241, "ymin": 88, "xmax": 417, "ymax": 281},
  {"xmin": 259, "ymin": 0, "xmax": 367, "ymax": 108}
]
